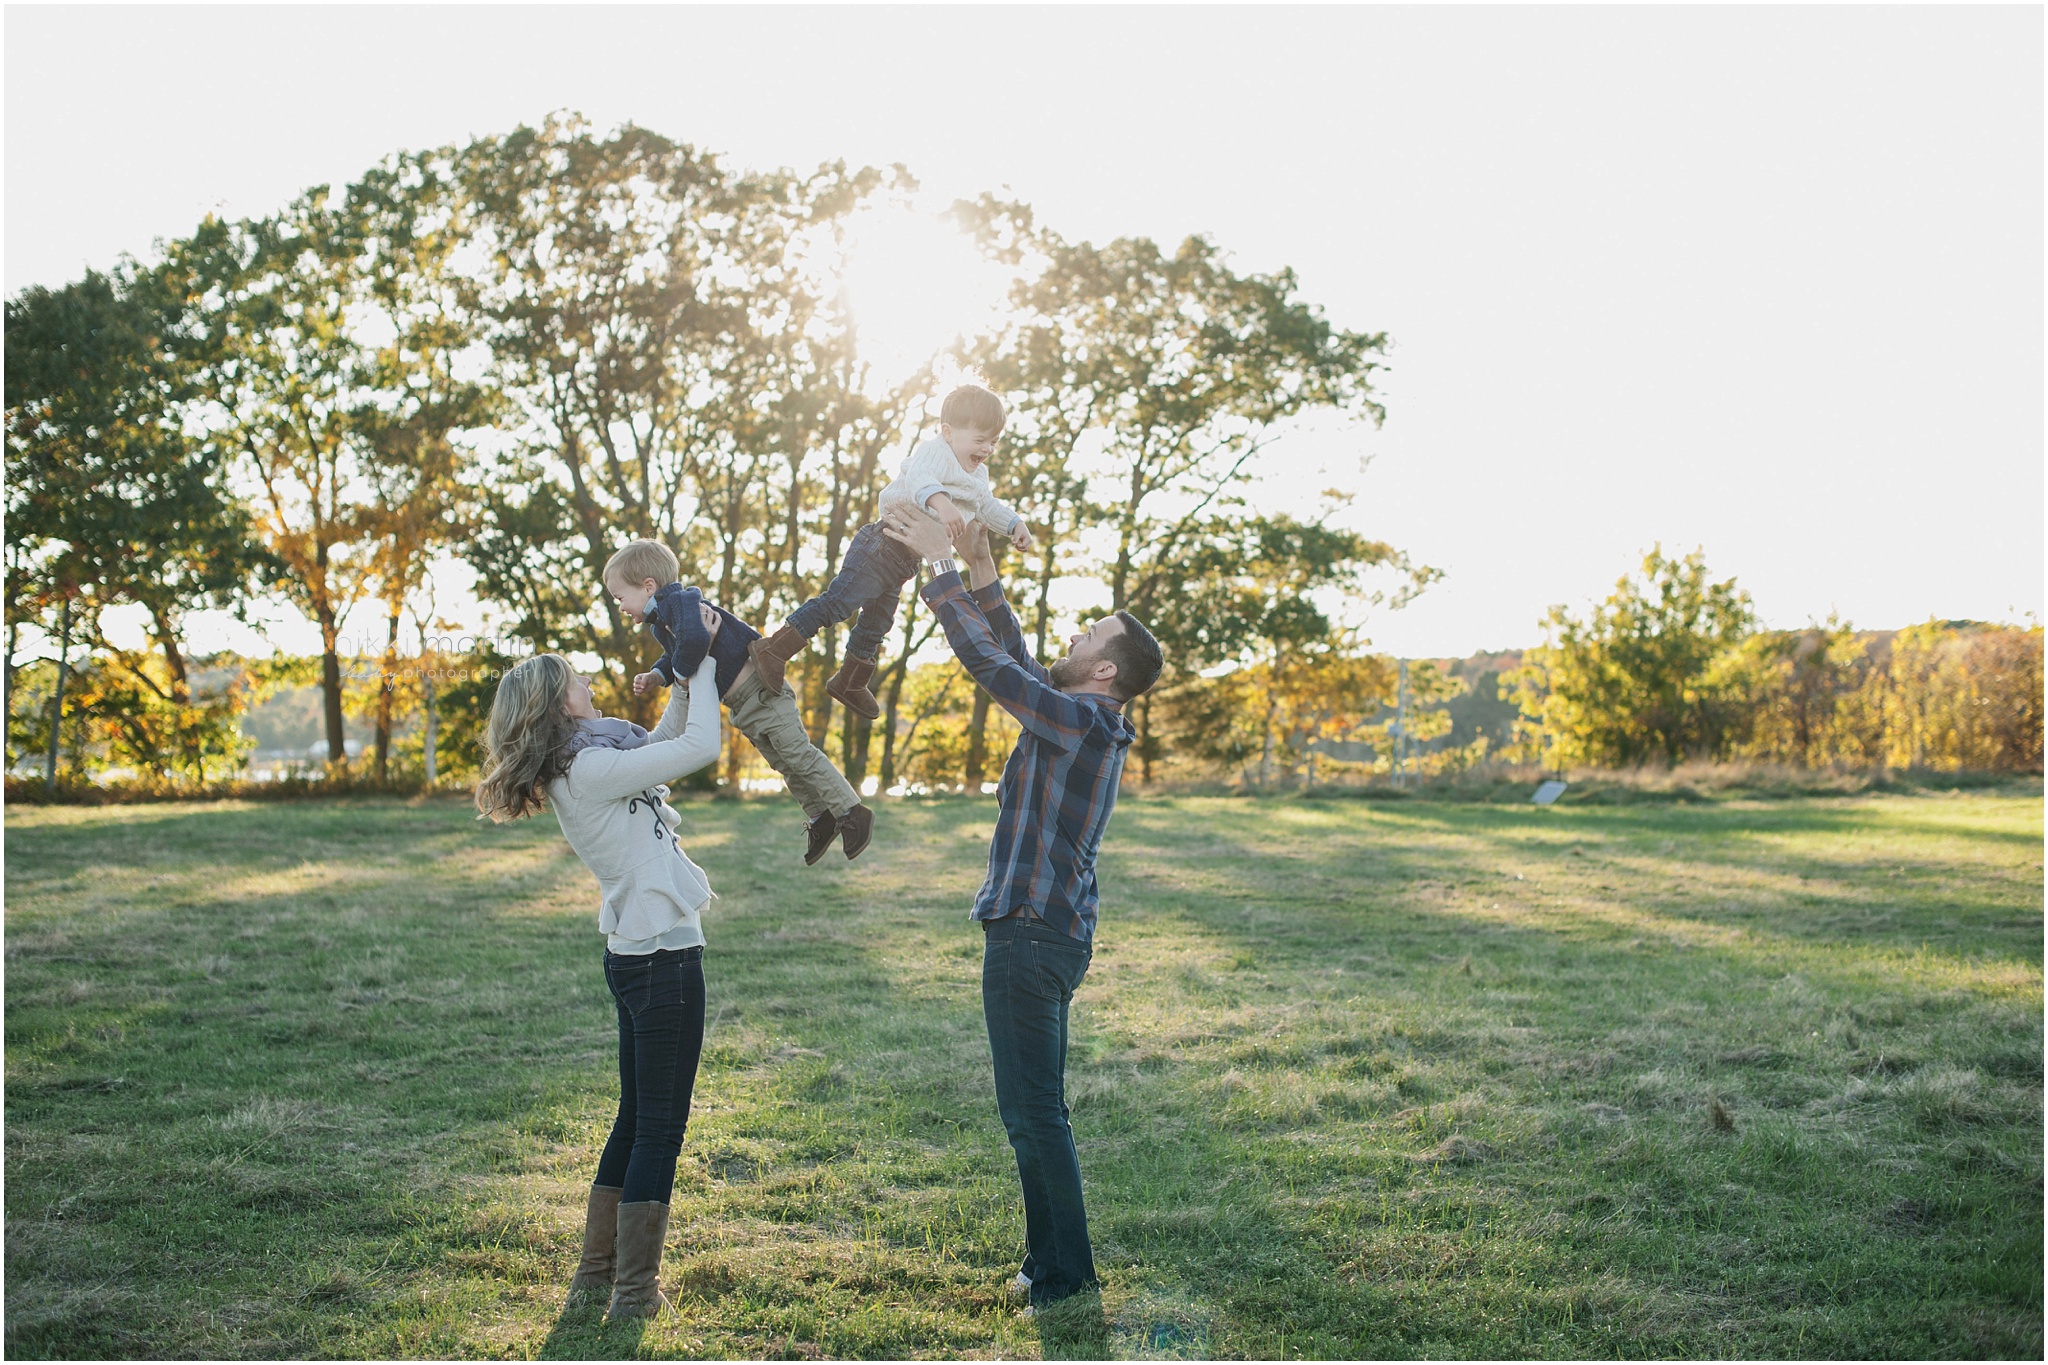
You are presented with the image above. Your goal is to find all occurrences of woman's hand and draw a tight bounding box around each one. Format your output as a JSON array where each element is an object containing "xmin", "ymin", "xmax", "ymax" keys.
[{"xmin": 700, "ymin": 602, "xmax": 721, "ymax": 638}]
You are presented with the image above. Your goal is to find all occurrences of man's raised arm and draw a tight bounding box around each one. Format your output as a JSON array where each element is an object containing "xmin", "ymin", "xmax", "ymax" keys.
[
  {"xmin": 957, "ymin": 521, "xmax": 1049, "ymax": 683},
  {"xmin": 883, "ymin": 507, "xmax": 1090, "ymax": 750},
  {"xmin": 921, "ymin": 572, "xmax": 1093, "ymax": 751}
]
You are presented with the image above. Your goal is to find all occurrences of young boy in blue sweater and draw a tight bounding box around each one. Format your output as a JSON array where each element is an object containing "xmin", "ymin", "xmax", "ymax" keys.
[{"xmin": 603, "ymin": 539, "xmax": 872, "ymax": 863}]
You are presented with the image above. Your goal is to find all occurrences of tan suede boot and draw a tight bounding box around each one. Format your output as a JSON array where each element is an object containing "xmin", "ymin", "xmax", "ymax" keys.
[
  {"xmin": 566, "ymin": 1184, "xmax": 622, "ymax": 1303},
  {"xmin": 747, "ymin": 625, "xmax": 810, "ymax": 695},
  {"xmin": 825, "ymin": 655, "xmax": 881, "ymax": 721},
  {"xmin": 605, "ymin": 1200, "xmax": 674, "ymax": 1323}
]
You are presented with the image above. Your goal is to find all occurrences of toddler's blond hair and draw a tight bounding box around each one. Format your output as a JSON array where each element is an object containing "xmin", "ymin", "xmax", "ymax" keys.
[{"xmin": 604, "ymin": 539, "xmax": 680, "ymax": 589}]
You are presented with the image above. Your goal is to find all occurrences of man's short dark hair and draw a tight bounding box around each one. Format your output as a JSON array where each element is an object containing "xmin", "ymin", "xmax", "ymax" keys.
[{"xmin": 1104, "ymin": 610, "xmax": 1163, "ymax": 701}]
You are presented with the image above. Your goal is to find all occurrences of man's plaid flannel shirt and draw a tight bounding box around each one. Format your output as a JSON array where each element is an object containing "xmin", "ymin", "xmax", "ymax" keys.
[{"xmin": 919, "ymin": 570, "xmax": 1135, "ymax": 944}]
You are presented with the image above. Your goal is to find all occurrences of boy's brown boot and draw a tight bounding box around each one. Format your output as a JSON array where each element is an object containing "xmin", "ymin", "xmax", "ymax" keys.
[
  {"xmin": 825, "ymin": 655, "xmax": 881, "ymax": 721},
  {"xmin": 605, "ymin": 1201, "xmax": 673, "ymax": 1324},
  {"xmin": 566, "ymin": 1184, "xmax": 622, "ymax": 1304},
  {"xmin": 803, "ymin": 810, "xmax": 839, "ymax": 866},
  {"xmin": 747, "ymin": 625, "xmax": 809, "ymax": 694},
  {"xmin": 837, "ymin": 804, "xmax": 874, "ymax": 860}
]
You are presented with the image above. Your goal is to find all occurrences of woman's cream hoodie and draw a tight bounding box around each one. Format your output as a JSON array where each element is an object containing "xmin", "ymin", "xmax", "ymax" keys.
[{"xmin": 547, "ymin": 655, "xmax": 722, "ymax": 951}]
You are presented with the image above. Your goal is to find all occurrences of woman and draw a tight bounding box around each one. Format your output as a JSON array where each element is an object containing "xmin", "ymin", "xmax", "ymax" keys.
[{"xmin": 475, "ymin": 637, "xmax": 723, "ymax": 1323}]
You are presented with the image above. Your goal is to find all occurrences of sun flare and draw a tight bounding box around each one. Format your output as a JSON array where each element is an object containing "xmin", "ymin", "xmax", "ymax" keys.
[{"xmin": 836, "ymin": 206, "xmax": 1014, "ymax": 392}]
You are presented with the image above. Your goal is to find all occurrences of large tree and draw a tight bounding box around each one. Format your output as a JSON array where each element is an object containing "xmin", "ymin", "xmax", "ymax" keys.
[
  {"xmin": 353, "ymin": 153, "xmax": 496, "ymax": 778},
  {"xmin": 178, "ymin": 194, "xmax": 386, "ymax": 766},
  {"xmin": 1150, "ymin": 511, "xmax": 1431, "ymax": 785},
  {"xmin": 956, "ymin": 201, "xmax": 1393, "ymax": 778},
  {"xmin": 1510, "ymin": 547, "xmax": 1756, "ymax": 767},
  {"xmin": 4, "ymin": 261, "xmax": 262, "ymax": 777},
  {"xmin": 457, "ymin": 120, "xmax": 898, "ymax": 720}
]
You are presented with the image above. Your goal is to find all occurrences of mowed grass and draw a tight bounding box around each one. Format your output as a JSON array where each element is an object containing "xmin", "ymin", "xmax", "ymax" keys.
[{"xmin": 5, "ymin": 789, "xmax": 2041, "ymax": 1359}]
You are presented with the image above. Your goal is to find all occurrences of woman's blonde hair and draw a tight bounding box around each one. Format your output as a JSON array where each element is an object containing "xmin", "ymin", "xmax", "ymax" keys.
[{"xmin": 475, "ymin": 654, "xmax": 581, "ymax": 823}]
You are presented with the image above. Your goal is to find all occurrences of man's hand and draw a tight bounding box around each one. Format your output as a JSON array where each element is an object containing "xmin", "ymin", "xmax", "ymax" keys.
[
  {"xmin": 699, "ymin": 602, "xmax": 720, "ymax": 638},
  {"xmin": 880, "ymin": 504, "xmax": 956, "ymax": 562},
  {"xmin": 632, "ymin": 670, "xmax": 663, "ymax": 695},
  {"xmin": 927, "ymin": 492, "xmax": 968, "ymax": 541},
  {"xmin": 1009, "ymin": 520, "xmax": 1035, "ymax": 552},
  {"xmin": 957, "ymin": 517, "xmax": 999, "ymax": 585}
]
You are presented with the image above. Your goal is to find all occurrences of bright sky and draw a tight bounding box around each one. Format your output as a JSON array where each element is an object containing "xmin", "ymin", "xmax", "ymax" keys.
[{"xmin": 7, "ymin": 4, "xmax": 2041, "ymax": 660}]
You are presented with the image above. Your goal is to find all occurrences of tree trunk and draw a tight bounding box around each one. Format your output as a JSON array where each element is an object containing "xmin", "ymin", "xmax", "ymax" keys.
[
  {"xmin": 148, "ymin": 609, "xmax": 191, "ymax": 705},
  {"xmin": 45, "ymin": 595, "xmax": 70, "ymax": 789},
  {"xmin": 6, "ymin": 615, "xmax": 20, "ymax": 767},
  {"xmin": 1138, "ymin": 693, "xmax": 1154, "ymax": 784},
  {"xmin": 841, "ymin": 713, "xmax": 871, "ymax": 792},
  {"xmin": 146, "ymin": 609, "xmax": 200, "ymax": 778},
  {"xmin": 964, "ymin": 688, "xmax": 992, "ymax": 789},
  {"xmin": 807, "ymin": 625, "xmax": 838, "ymax": 747},
  {"xmin": 718, "ymin": 715, "xmax": 741, "ymax": 800},
  {"xmin": 1033, "ymin": 518, "xmax": 1058, "ymax": 661},
  {"xmin": 318, "ymin": 607, "xmax": 347, "ymax": 767},
  {"xmin": 422, "ymin": 665, "xmax": 438, "ymax": 790},
  {"xmin": 877, "ymin": 656, "xmax": 910, "ymax": 793},
  {"xmin": 1259, "ymin": 693, "xmax": 1278, "ymax": 787},
  {"xmin": 375, "ymin": 605, "xmax": 399, "ymax": 781}
]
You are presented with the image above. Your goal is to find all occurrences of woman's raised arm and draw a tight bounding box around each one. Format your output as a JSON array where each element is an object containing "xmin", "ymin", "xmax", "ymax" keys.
[{"xmin": 567, "ymin": 655, "xmax": 722, "ymax": 803}]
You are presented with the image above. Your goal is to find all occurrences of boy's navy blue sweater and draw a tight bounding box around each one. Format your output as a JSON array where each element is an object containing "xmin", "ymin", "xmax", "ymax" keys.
[{"xmin": 647, "ymin": 582, "xmax": 762, "ymax": 698}]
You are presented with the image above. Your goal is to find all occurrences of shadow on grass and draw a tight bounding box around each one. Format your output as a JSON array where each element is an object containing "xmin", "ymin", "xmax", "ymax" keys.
[
  {"xmin": 1033, "ymin": 1289, "xmax": 1111, "ymax": 1360},
  {"xmin": 536, "ymin": 1295, "xmax": 649, "ymax": 1360}
]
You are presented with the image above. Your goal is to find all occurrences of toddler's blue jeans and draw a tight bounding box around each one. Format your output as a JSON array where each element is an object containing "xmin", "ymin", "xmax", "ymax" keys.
[{"xmin": 786, "ymin": 522, "xmax": 923, "ymax": 662}]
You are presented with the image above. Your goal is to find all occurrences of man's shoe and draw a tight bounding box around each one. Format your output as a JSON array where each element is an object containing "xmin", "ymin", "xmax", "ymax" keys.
[
  {"xmin": 747, "ymin": 624, "xmax": 810, "ymax": 695},
  {"xmin": 803, "ymin": 810, "xmax": 839, "ymax": 866},
  {"xmin": 1009, "ymin": 1270, "xmax": 1033, "ymax": 1295},
  {"xmin": 837, "ymin": 804, "xmax": 874, "ymax": 860},
  {"xmin": 825, "ymin": 655, "xmax": 882, "ymax": 721}
]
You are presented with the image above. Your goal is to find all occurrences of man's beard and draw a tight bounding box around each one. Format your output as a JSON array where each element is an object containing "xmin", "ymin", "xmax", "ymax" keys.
[{"xmin": 1047, "ymin": 653, "xmax": 1089, "ymax": 690}]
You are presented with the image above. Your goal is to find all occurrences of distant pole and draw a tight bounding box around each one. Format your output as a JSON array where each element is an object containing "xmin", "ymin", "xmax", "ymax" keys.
[{"xmin": 45, "ymin": 594, "xmax": 70, "ymax": 790}]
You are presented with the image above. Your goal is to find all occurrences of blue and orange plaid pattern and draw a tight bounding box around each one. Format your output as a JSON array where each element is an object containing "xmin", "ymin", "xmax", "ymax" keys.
[{"xmin": 919, "ymin": 572, "xmax": 1135, "ymax": 944}]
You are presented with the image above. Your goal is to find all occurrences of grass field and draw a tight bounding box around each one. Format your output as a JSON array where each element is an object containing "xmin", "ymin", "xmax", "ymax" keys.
[{"xmin": 5, "ymin": 789, "xmax": 2042, "ymax": 1359}]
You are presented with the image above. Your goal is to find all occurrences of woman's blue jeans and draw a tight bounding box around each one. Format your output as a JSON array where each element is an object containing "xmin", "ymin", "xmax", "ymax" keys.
[
  {"xmin": 982, "ymin": 916, "xmax": 1098, "ymax": 1306},
  {"xmin": 594, "ymin": 946, "xmax": 705, "ymax": 1205}
]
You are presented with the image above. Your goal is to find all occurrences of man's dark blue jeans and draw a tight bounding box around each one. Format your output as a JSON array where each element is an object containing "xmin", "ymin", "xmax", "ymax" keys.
[
  {"xmin": 786, "ymin": 521, "xmax": 922, "ymax": 662},
  {"xmin": 982, "ymin": 915, "xmax": 1098, "ymax": 1306},
  {"xmin": 594, "ymin": 946, "xmax": 706, "ymax": 1205}
]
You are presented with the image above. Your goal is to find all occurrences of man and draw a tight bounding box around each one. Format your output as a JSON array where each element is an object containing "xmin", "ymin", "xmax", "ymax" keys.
[{"xmin": 880, "ymin": 505, "xmax": 1164, "ymax": 1311}]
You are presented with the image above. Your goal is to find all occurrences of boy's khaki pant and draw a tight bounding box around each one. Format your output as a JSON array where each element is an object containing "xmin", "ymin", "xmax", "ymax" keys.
[{"xmin": 724, "ymin": 672, "xmax": 860, "ymax": 819}]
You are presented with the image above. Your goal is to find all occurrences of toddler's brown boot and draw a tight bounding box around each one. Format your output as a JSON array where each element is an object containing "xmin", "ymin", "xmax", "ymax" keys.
[
  {"xmin": 837, "ymin": 804, "xmax": 874, "ymax": 860},
  {"xmin": 803, "ymin": 810, "xmax": 839, "ymax": 866},
  {"xmin": 826, "ymin": 655, "xmax": 881, "ymax": 721},
  {"xmin": 748, "ymin": 624, "xmax": 809, "ymax": 694}
]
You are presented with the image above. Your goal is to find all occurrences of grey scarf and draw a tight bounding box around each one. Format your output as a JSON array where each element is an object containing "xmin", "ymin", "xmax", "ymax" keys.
[{"xmin": 564, "ymin": 716, "xmax": 650, "ymax": 759}]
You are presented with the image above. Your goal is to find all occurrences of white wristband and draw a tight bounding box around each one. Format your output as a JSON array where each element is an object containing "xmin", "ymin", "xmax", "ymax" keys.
[{"xmin": 928, "ymin": 558, "xmax": 958, "ymax": 578}]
